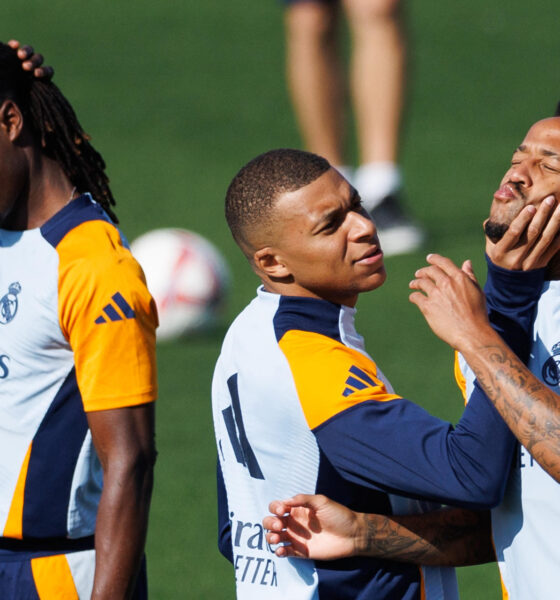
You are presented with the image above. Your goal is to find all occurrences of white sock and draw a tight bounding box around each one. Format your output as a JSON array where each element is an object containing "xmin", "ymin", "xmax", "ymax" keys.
[{"xmin": 355, "ymin": 162, "xmax": 402, "ymax": 211}]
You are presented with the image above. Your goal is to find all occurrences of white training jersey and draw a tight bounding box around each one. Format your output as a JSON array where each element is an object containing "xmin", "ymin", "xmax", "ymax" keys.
[
  {"xmin": 214, "ymin": 287, "xmax": 470, "ymax": 599},
  {"xmin": 459, "ymin": 279, "xmax": 560, "ymax": 600}
]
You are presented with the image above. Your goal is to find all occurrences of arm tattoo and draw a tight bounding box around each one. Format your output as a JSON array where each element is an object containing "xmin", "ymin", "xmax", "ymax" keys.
[
  {"xmin": 356, "ymin": 509, "xmax": 494, "ymax": 566},
  {"xmin": 469, "ymin": 344, "xmax": 560, "ymax": 480}
]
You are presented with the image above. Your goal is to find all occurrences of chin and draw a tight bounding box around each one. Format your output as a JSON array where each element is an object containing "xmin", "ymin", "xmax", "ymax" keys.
[{"xmin": 362, "ymin": 270, "xmax": 387, "ymax": 292}]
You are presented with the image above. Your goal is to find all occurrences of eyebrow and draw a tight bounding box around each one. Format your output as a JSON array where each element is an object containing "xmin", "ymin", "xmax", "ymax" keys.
[
  {"xmin": 516, "ymin": 144, "xmax": 560, "ymax": 159},
  {"xmin": 312, "ymin": 189, "xmax": 360, "ymax": 233}
]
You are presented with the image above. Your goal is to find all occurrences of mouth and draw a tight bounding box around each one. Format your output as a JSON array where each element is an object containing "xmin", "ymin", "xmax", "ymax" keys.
[
  {"xmin": 355, "ymin": 243, "xmax": 383, "ymax": 265},
  {"xmin": 493, "ymin": 184, "xmax": 521, "ymax": 202}
]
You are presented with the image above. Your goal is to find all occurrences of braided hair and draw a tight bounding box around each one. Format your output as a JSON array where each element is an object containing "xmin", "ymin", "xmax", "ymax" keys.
[{"xmin": 0, "ymin": 42, "xmax": 117, "ymax": 222}]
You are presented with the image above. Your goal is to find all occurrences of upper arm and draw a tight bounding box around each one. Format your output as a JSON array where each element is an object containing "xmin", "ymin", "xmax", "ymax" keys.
[
  {"xmin": 279, "ymin": 330, "xmax": 514, "ymax": 508},
  {"xmin": 87, "ymin": 403, "xmax": 156, "ymax": 471}
]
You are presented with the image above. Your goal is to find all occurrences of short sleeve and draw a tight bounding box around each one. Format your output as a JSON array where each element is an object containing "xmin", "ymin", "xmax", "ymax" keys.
[{"xmin": 56, "ymin": 220, "xmax": 158, "ymax": 411}]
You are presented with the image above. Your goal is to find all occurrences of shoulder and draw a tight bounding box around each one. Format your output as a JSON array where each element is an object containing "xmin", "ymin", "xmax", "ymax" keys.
[
  {"xmin": 40, "ymin": 196, "xmax": 145, "ymax": 287},
  {"xmin": 40, "ymin": 194, "xmax": 117, "ymax": 249}
]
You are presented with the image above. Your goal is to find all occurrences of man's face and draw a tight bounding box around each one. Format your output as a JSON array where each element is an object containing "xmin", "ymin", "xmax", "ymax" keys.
[
  {"xmin": 0, "ymin": 101, "xmax": 27, "ymax": 228},
  {"xmin": 486, "ymin": 117, "xmax": 560, "ymax": 241},
  {"xmin": 269, "ymin": 168, "xmax": 386, "ymax": 306}
]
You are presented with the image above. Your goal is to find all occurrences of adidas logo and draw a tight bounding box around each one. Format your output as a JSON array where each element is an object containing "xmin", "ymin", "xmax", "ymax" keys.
[
  {"xmin": 342, "ymin": 365, "xmax": 378, "ymax": 397},
  {"xmin": 95, "ymin": 292, "xmax": 136, "ymax": 324}
]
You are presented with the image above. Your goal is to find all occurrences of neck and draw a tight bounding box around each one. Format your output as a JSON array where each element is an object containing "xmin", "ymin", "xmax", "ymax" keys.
[
  {"xmin": 3, "ymin": 147, "xmax": 74, "ymax": 230},
  {"xmin": 260, "ymin": 278, "xmax": 358, "ymax": 307}
]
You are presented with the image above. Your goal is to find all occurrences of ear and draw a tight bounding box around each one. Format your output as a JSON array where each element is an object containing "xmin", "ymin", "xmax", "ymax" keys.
[
  {"xmin": 253, "ymin": 247, "xmax": 292, "ymax": 279},
  {"xmin": 0, "ymin": 100, "xmax": 24, "ymax": 142}
]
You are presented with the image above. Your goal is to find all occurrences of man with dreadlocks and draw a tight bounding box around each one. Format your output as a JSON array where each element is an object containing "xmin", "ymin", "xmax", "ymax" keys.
[{"xmin": 0, "ymin": 41, "xmax": 157, "ymax": 599}]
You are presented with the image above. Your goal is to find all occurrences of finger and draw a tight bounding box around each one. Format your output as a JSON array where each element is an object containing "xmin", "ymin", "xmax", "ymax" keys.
[
  {"xmin": 265, "ymin": 531, "xmax": 290, "ymax": 545},
  {"xmin": 26, "ymin": 52, "xmax": 44, "ymax": 69},
  {"xmin": 409, "ymin": 277, "xmax": 437, "ymax": 295},
  {"xmin": 275, "ymin": 543, "xmax": 299, "ymax": 558},
  {"xmin": 493, "ymin": 205, "xmax": 537, "ymax": 252},
  {"xmin": 33, "ymin": 65, "xmax": 54, "ymax": 79},
  {"xmin": 263, "ymin": 515, "xmax": 286, "ymax": 531},
  {"xmin": 268, "ymin": 500, "xmax": 289, "ymax": 516},
  {"xmin": 409, "ymin": 290, "xmax": 429, "ymax": 310},
  {"xmin": 413, "ymin": 264, "xmax": 448, "ymax": 284},
  {"xmin": 524, "ymin": 195, "xmax": 557, "ymax": 245},
  {"xmin": 273, "ymin": 494, "xmax": 320, "ymax": 511},
  {"xmin": 16, "ymin": 44, "xmax": 34, "ymax": 61},
  {"xmin": 525, "ymin": 200, "xmax": 560, "ymax": 268},
  {"xmin": 425, "ymin": 253, "xmax": 464, "ymax": 278},
  {"xmin": 539, "ymin": 232, "xmax": 560, "ymax": 267},
  {"xmin": 461, "ymin": 259, "xmax": 478, "ymax": 284}
]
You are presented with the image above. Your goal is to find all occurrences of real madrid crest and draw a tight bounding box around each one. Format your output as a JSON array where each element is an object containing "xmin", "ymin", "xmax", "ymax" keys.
[
  {"xmin": 542, "ymin": 341, "xmax": 560, "ymax": 386},
  {"xmin": 0, "ymin": 282, "xmax": 21, "ymax": 325}
]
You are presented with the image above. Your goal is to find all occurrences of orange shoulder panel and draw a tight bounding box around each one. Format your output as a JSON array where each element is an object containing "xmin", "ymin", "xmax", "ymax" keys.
[
  {"xmin": 279, "ymin": 330, "xmax": 401, "ymax": 430},
  {"xmin": 56, "ymin": 221, "xmax": 158, "ymax": 411}
]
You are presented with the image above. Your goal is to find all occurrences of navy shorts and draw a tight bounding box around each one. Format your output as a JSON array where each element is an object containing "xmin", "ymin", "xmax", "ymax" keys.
[{"xmin": 0, "ymin": 537, "xmax": 147, "ymax": 599}]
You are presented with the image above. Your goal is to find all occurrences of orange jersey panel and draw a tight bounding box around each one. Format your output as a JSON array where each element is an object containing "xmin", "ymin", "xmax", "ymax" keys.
[
  {"xmin": 57, "ymin": 220, "xmax": 158, "ymax": 411},
  {"xmin": 279, "ymin": 329, "xmax": 401, "ymax": 430}
]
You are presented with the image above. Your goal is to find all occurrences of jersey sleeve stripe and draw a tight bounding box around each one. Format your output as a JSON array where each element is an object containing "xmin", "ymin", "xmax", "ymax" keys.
[{"xmin": 3, "ymin": 442, "xmax": 32, "ymax": 539}]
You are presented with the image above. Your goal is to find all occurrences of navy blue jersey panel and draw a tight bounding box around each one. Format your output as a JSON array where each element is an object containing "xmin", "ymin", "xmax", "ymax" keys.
[
  {"xmin": 273, "ymin": 296, "xmax": 342, "ymax": 342},
  {"xmin": 314, "ymin": 389, "xmax": 515, "ymax": 509},
  {"xmin": 40, "ymin": 194, "xmax": 113, "ymax": 248},
  {"xmin": 316, "ymin": 560, "xmax": 421, "ymax": 600},
  {"xmin": 314, "ymin": 453, "xmax": 422, "ymax": 598},
  {"xmin": 316, "ymin": 447, "xmax": 393, "ymax": 514},
  {"xmin": 484, "ymin": 256, "xmax": 544, "ymax": 362},
  {"xmin": 217, "ymin": 459, "xmax": 233, "ymax": 563},
  {"xmin": 23, "ymin": 368, "xmax": 89, "ymax": 537}
]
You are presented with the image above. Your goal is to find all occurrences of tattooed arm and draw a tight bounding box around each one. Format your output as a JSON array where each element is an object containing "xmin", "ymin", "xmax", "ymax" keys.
[
  {"xmin": 263, "ymin": 495, "xmax": 494, "ymax": 566},
  {"xmin": 410, "ymin": 253, "xmax": 560, "ymax": 482}
]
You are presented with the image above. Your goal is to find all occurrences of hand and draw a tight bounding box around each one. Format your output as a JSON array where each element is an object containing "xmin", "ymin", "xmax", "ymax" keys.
[
  {"xmin": 409, "ymin": 254, "xmax": 494, "ymax": 352},
  {"xmin": 486, "ymin": 195, "xmax": 560, "ymax": 270},
  {"xmin": 263, "ymin": 494, "xmax": 360, "ymax": 560},
  {"xmin": 8, "ymin": 40, "xmax": 54, "ymax": 79}
]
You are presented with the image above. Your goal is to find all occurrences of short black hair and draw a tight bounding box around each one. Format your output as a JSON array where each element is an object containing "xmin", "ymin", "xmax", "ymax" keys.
[
  {"xmin": 225, "ymin": 148, "xmax": 330, "ymax": 251},
  {"xmin": 0, "ymin": 42, "xmax": 117, "ymax": 222}
]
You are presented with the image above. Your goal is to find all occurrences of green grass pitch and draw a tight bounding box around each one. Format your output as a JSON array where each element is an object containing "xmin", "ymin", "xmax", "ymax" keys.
[{"xmin": 3, "ymin": 0, "xmax": 558, "ymax": 596}]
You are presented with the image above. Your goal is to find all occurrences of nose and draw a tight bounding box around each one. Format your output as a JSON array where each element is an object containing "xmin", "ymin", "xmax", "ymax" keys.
[
  {"xmin": 508, "ymin": 160, "xmax": 532, "ymax": 188},
  {"xmin": 349, "ymin": 209, "xmax": 376, "ymax": 241}
]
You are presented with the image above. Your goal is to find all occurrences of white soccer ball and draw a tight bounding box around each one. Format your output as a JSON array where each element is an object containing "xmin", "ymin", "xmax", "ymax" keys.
[{"xmin": 130, "ymin": 228, "xmax": 230, "ymax": 341}]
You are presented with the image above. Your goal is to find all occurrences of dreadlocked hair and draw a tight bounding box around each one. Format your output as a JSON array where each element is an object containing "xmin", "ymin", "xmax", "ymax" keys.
[{"xmin": 0, "ymin": 42, "xmax": 117, "ymax": 222}]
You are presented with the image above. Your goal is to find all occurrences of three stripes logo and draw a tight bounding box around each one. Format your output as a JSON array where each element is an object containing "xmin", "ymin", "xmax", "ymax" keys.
[
  {"xmin": 342, "ymin": 365, "xmax": 379, "ymax": 397},
  {"xmin": 95, "ymin": 292, "xmax": 136, "ymax": 324}
]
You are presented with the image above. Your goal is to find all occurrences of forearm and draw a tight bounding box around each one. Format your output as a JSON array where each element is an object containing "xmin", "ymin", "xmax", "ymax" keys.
[
  {"xmin": 92, "ymin": 461, "xmax": 153, "ymax": 599},
  {"xmin": 355, "ymin": 508, "xmax": 494, "ymax": 566},
  {"xmin": 460, "ymin": 325, "xmax": 560, "ymax": 481}
]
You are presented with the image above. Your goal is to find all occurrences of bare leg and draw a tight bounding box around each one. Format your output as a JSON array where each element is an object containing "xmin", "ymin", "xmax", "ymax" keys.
[
  {"xmin": 344, "ymin": 0, "xmax": 405, "ymax": 165},
  {"xmin": 284, "ymin": 2, "xmax": 346, "ymax": 167},
  {"xmin": 343, "ymin": 0, "xmax": 423, "ymax": 255}
]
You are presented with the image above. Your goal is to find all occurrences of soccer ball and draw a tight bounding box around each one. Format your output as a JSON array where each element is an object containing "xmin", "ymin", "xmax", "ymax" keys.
[{"xmin": 130, "ymin": 228, "xmax": 230, "ymax": 341}]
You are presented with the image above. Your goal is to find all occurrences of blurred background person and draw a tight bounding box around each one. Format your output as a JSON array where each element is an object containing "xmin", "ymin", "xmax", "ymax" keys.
[{"xmin": 283, "ymin": 0, "xmax": 425, "ymax": 255}]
